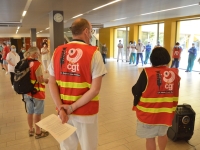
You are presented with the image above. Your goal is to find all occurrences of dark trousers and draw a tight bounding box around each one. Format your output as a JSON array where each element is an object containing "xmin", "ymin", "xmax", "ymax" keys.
[
  {"xmin": 136, "ymin": 53, "xmax": 143, "ymax": 65},
  {"xmin": 102, "ymin": 54, "xmax": 106, "ymax": 64},
  {"xmin": 10, "ymin": 72, "xmax": 15, "ymax": 85},
  {"xmin": 171, "ymin": 58, "xmax": 180, "ymax": 68}
]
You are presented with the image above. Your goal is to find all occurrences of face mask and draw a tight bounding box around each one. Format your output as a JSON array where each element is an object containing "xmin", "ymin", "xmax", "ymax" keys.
[
  {"xmin": 22, "ymin": 50, "xmax": 26, "ymax": 53},
  {"xmin": 11, "ymin": 48, "xmax": 16, "ymax": 52}
]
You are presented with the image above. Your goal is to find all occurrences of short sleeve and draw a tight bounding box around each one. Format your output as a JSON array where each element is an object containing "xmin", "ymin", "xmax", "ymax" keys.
[
  {"xmin": 48, "ymin": 57, "xmax": 55, "ymax": 76},
  {"xmin": 91, "ymin": 51, "xmax": 107, "ymax": 79}
]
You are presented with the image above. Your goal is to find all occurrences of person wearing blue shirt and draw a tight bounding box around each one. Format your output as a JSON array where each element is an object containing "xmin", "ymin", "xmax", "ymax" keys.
[
  {"xmin": 186, "ymin": 43, "xmax": 197, "ymax": 72},
  {"xmin": 144, "ymin": 42, "xmax": 151, "ymax": 64}
]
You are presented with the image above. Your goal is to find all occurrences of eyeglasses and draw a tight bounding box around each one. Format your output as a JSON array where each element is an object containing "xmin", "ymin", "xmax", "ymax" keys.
[{"xmin": 91, "ymin": 29, "xmax": 95, "ymax": 34}]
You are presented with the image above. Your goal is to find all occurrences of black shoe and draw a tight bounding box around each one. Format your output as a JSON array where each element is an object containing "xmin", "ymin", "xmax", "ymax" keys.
[
  {"xmin": 2, "ymin": 68, "xmax": 5, "ymax": 70},
  {"xmin": 185, "ymin": 70, "xmax": 188, "ymax": 72}
]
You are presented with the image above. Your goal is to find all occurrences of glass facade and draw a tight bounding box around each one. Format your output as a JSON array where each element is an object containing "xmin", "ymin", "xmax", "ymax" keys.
[
  {"xmin": 140, "ymin": 23, "xmax": 164, "ymax": 47},
  {"xmin": 114, "ymin": 27, "xmax": 129, "ymax": 60},
  {"xmin": 178, "ymin": 20, "xmax": 200, "ymax": 71}
]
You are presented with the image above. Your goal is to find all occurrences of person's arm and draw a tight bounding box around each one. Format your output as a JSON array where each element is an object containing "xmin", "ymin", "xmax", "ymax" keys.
[
  {"xmin": 48, "ymin": 75, "xmax": 69, "ymax": 123},
  {"xmin": 6, "ymin": 54, "xmax": 14, "ymax": 66},
  {"xmin": 35, "ymin": 65, "xmax": 48, "ymax": 84},
  {"xmin": 132, "ymin": 70, "xmax": 147, "ymax": 106},
  {"xmin": 6, "ymin": 59, "xmax": 14, "ymax": 66},
  {"xmin": 2, "ymin": 49, "xmax": 5, "ymax": 59}
]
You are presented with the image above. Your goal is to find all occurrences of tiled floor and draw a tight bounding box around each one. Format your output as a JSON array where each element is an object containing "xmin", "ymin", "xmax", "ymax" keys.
[{"xmin": 0, "ymin": 59, "xmax": 200, "ymax": 150}]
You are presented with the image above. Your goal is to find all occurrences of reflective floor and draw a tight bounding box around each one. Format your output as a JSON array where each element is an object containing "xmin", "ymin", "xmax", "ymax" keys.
[{"xmin": 0, "ymin": 59, "xmax": 200, "ymax": 150}]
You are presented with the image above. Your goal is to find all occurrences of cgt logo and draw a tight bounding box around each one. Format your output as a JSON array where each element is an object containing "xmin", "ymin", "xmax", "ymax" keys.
[
  {"xmin": 163, "ymin": 71, "xmax": 175, "ymax": 90},
  {"xmin": 66, "ymin": 48, "xmax": 83, "ymax": 72}
]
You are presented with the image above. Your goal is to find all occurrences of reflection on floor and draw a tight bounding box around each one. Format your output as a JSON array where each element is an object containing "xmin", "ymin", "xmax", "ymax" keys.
[{"xmin": 0, "ymin": 59, "xmax": 200, "ymax": 150}]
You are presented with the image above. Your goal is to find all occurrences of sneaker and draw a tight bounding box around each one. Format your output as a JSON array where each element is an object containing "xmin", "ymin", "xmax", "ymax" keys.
[{"xmin": 5, "ymin": 71, "xmax": 8, "ymax": 75}]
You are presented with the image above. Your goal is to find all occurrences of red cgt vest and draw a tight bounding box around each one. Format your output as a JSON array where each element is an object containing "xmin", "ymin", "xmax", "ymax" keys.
[
  {"xmin": 134, "ymin": 67, "xmax": 181, "ymax": 126},
  {"xmin": 53, "ymin": 42, "xmax": 99, "ymax": 115},
  {"xmin": 172, "ymin": 47, "xmax": 181, "ymax": 59},
  {"xmin": 27, "ymin": 59, "xmax": 45, "ymax": 99}
]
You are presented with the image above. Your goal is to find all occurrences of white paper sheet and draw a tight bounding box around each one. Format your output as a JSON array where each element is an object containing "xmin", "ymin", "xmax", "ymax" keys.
[{"xmin": 36, "ymin": 114, "xmax": 76, "ymax": 143}]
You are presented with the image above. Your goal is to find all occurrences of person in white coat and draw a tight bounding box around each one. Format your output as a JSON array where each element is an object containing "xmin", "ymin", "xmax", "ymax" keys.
[
  {"xmin": 135, "ymin": 39, "xmax": 145, "ymax": 66},
  {"xmin": 41, "ymin": 43, "xmax": 50, "ymax": 73},
  {"xmin": 6, "ymin": 45, "xmax": 20, "ymax": 87},
  {"xmin": 129, "ymin": 41, "xmax": 136, "ymax": 64},
  {"xmin": 117, "ymin": 40, "xmax": 124, "ymax": 62}
]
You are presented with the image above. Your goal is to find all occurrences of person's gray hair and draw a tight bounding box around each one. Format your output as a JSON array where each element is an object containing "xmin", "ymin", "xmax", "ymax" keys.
[{"xmin": 24, "ymin": 47, "xmax": 40, "ymax": 58}]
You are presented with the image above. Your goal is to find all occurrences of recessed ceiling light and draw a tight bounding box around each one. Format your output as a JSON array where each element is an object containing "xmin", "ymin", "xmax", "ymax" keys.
[
  {"xmin": 45, "ymin": 27, "xmax": 49, "ymax": 30},
  {"xmin": 17, "ymin": 26, "xmax": 20, "ymax": 30},
  {"xmin": 72, "ymin": 14, "xmax": 83, "ymax": 19},
  {"xmin": 22, "ymin": 11, "xmax": 27, "ymax": 16},
  {"xmin": 111, "ymin": 17, "xmax": 127, "ymax": 21},
  {"xmin": 93, "ymin": 0, "xmax": 121, "ymax": 10},
  {"xmin": 140, "ymin": 3, "xmax": 198, "ymax": 16}
]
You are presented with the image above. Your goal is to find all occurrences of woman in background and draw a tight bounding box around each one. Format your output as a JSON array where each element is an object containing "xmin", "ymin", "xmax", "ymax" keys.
[
  {"xmin": 41, "ymin": 43, "xmax": 50, "ymax": 73},
  {"xmin": 6, "ymin": 45, "xmax": 20, "ymax": 88}
]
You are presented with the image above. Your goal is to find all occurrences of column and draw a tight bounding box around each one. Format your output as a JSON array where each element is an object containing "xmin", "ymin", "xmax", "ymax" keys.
[
  {"xmin": 99, "ymin": 27, "xmax": 114, "ymax": 58},
  {"xmin": 30, "ymin": 28, "xmax": 36, "ymax": 46},
  {"xmin": 163, "ymin": 19, "xmax": 177, "ymax": 66},
  {"xmin": 49, "ymin": 10, "xmax": 64, "ymax": 56},
  {"xmin": 129, "ymin": 24, "xmax": 139, "ymax": 42}
]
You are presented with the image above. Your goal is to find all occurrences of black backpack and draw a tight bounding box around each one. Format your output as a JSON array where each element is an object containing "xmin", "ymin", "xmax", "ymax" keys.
[{"xmin": 13, "ymin": 59, "xmax": 38, "ymax": 95}]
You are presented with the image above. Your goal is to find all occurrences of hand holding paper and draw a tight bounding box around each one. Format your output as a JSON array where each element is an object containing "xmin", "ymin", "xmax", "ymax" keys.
[{"xmin": 36, "ymin": 114, "xmax": 76, "ymax": 143}]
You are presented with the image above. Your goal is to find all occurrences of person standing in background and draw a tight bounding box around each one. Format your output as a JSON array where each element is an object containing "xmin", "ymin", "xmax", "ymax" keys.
[
  {"xmin": 41, "ymin": 43, "xmax": 50, "ymax": 73},
  {"xmin": 135, "ymin": 39, "xmax": 145, "ymax": 66},
  {"xmin": 171, "ymin": 42, "xmax": 182, "ymax": 68},
  {"xmin": 144, "ymin": 42, "xmax": 152, "ymax": 65},
  {"xmin": 18, "ymin": 47, "xmax": 26, "ymax": 60},
  {"xmin": 186, "ymin": 43, "xmax": 197, "ymax": 72},
  {"xmin": 127, "ymin": 41, "xmax": 132, "ymax": 62},
  {"xmin": 2, "ymin": 43, "xmax": 10, "ymax": 74},
  {"xmin": 154, "ymin": 41, "xmax": 162, "ymax": 49},
  {"xmin": 0, "ymin": 44, "xmax": 4, "ymax": 70},
  {"xmin": 101, "ymin": 43, "xmax": 107, "ymax": 64},
  {"xmin": 6, "ymin": 45, "xmax": 20, "ymax": 88},
  {"xmin": 117, "ymin": 40, "xmax": 124, "ymax": 62},
  {"xmin": 130, "ymin": 41, "xmax": 137, "ymax": 65}
]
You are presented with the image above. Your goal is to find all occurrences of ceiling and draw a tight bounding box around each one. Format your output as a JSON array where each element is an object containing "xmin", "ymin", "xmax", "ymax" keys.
[{"xmin": 0, "ymin": 0, "xmax": 200, "ymax": 37}]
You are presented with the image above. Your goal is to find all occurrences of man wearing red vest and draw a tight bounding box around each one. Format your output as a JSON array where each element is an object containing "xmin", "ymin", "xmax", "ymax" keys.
[
  {"xmin": 132, "ymin": 47, "xmax": 181, "ymax": 150},
  {"xmin": 48, "ymin": 18, "xmax": 107, "ymax": 150},
  {"xmin": 171, "ymin": 42, "xmax": 182, "ymax": 68}
]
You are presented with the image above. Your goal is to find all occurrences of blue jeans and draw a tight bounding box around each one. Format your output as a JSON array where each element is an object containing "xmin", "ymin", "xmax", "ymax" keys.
[
  {"xmin": 186, "ymin": 54, "xmax": 196, "ymax": 72},
  {"xmin": 171, "ymin": 58, "xmax": 180, "ymax": 68},
  {"xmin": 144, "ymin": 51, "xmax": 151, "ymax": 64},
  {"xmin": 129, "ymin": 53, "xmax": 137, "ymax": 64},
  {"xmin": 136, "ymin": 53, "xmax": 143, "ymax": 65}
]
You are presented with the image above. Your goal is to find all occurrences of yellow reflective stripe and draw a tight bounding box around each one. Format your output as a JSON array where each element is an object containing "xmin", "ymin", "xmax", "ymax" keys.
[
  {"xmin": 34, "ymin": 87, "xmax": 45, "ymax": 92},
  {"xmin": 30, "ymin": 80, "xmax": 45, "ymax": 91},
  {"xmin": 140, "ymin": 97, "xmax": 178, "ymax": 103},
  {"xmin": 60, "ymin": 94, "xmax": 99, "ymax": 101},
  {"xmin": 31, "ymin": 80, "xmax": 45, "ymax": 85},
  {"xmin": 136, "ymin": 105, "xmax": 176, "ymax": 113},
  {"xmin": 56, "ymin": 80, "xmax": 91, "ymax": 88}
]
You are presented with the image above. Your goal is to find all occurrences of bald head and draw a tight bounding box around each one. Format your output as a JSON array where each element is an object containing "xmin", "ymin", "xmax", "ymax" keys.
[{"xmin": 70, "ymin": 18, "xmax": 90, "ymax": 36}]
